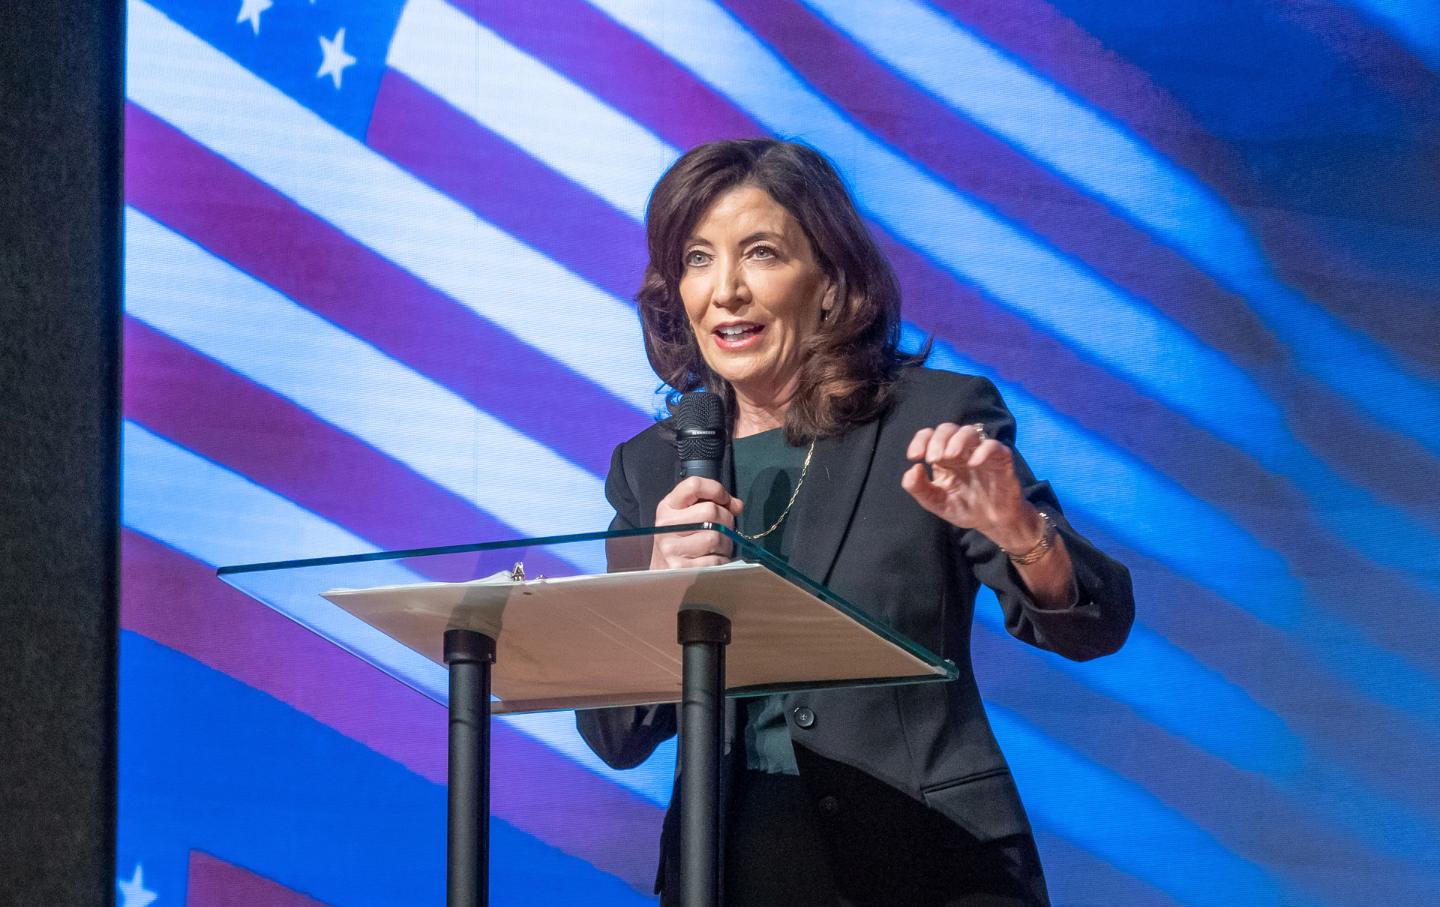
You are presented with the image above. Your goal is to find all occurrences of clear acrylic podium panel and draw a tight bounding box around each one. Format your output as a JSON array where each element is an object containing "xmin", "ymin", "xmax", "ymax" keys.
[{"xmin": 217, "ymin": 525, "xmax": 956, "ymax": 714}]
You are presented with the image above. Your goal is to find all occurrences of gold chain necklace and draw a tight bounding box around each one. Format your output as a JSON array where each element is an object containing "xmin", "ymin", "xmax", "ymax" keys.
[{"xmin": 737, "ymin": 437, "xmax": 817, "ymax": 541}]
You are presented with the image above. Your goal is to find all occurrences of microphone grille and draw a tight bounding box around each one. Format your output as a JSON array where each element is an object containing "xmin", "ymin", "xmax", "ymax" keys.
[{"xmin": 674, "ymin": 392, "xmax": 725, "ymax": 461}]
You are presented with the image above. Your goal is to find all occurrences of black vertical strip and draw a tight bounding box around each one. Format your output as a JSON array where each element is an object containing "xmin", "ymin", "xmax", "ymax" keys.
[{"xmin": 0, "ymin": 1, "xmax": 122, "ymax": 904}]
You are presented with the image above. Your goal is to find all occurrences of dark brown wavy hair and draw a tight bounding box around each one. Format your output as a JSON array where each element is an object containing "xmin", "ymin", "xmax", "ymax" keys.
[{"xmin": 638, "ymin": 139, "xmax": 921, "ymax": 443}]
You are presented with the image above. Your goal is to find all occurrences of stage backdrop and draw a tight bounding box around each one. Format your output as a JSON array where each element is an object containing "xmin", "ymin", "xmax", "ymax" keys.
[{"xmin": 119, "ymin": 1, "xmax": 1440, "ymax": 904}]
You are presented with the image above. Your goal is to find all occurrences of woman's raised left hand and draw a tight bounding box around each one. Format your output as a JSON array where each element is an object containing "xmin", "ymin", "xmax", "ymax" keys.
[{"xmin": 900, "ymin": 422, "xmax": 1042, "ymax": 551}]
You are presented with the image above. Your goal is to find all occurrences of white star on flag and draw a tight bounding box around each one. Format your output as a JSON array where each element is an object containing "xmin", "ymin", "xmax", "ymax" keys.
[
  {"xmin": 117, "ymin": 865, "xmax": 158, "ymax": 907},
  {"xmin": 317, "ymin": 27, "xmax": 357, "ymax": 90},
  {"xmin": 236, "ymin": 0, "xmax": 273, "ymax": 36}
]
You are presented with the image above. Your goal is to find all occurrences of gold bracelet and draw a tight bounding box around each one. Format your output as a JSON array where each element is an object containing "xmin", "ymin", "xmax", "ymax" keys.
[{"xmin": 1003, "ymin": 511, "xmax": 1057, "ymax": 566}]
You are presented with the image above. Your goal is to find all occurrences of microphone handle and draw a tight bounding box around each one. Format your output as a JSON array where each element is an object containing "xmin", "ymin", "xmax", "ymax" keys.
[{"xmin": 680, "ymin": 459, "xmax": 720, "ymax": 481}]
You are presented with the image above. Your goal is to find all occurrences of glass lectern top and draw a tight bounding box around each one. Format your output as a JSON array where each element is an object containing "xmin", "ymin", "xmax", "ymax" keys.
[{"xmin": 218, "ymin": 525, "xmax": 955, "ymax": 714}]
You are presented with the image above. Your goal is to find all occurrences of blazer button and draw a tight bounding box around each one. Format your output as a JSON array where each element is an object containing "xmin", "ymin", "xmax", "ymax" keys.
[
  {"xmin": 817, "ymin": 795, "xmax": 840, "ymax": 818},
  {"xmin": 792, "ymin": 706, "xmax": 816, "ymax": 729}
]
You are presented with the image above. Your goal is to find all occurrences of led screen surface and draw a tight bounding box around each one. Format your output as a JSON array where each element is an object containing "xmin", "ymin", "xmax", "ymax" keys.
[{"xmin": 120, "ymin": 1, "xmax": 1440, "ymax": 904}]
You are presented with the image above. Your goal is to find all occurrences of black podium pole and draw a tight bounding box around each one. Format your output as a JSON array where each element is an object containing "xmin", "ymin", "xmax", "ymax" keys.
[
  {"xmin": 677, "ymin": 607, "xmax": 732, "ymax": 907},
  {"xmin": 442, "ymin": 611, "xmax": 731, "ymax": 907},
  {"xmin": 445, "ymin": 628, "xmax": 496, "ymax": 907}
]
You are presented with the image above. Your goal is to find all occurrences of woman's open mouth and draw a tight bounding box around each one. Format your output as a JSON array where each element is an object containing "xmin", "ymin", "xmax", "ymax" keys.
[{"xmin": 713, "ymin": 322, "xmax": 764, "ymax": 350}]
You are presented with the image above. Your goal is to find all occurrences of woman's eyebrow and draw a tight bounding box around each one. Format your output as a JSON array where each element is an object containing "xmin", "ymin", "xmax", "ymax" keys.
[
  {"xmin": 738, "ymin": 230, "xmax": 784, "ymax": 245},
  {"xmin": 685, "ymin": 230, "xmax": 784, "ymax": 247}
]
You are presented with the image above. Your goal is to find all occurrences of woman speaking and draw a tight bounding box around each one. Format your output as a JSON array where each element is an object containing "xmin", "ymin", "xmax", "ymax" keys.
[{"xmin": 578, "ymin": 140, "xmax": 1134, "ymax": 906}]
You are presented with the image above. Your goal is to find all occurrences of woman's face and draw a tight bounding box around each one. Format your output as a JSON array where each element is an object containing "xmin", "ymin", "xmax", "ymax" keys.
[{"xmin": 679, "ymin": 185, "xmax": 835, "ymax": 410}]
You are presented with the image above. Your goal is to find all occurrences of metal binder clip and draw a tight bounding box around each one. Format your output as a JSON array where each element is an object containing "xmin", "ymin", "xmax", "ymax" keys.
[{"xmin": 509, "ymin": 562, "xmax": 525, "ymax": 582}]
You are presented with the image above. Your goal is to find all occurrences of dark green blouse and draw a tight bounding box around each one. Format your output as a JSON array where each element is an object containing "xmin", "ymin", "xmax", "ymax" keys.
[{"xmin": 732, "ymin": 428, "xmax": 809, "ymax": 775}]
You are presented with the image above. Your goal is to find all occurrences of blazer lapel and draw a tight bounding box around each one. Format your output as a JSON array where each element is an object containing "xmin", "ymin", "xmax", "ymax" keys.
[{"xmin": 784, "ymin": 418, "xmax": 881, "ymax": 586}]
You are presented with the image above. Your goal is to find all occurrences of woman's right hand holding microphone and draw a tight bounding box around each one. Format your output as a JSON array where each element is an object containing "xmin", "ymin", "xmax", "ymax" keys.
[{"xmin": 650, "ymin": 477, "xmax": 744, "ymax": 569}]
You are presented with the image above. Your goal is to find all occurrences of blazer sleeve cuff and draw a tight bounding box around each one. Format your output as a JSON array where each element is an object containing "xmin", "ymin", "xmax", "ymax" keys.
[{"xmin": 968, "ymin": 508, "xmax": 1135, "ymax": 662}]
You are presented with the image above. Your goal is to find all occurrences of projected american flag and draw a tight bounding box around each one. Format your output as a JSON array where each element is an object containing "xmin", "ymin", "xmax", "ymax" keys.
[{"xmin": 119, "ymin": 0, "xmax": 1440, "ymax": 904}]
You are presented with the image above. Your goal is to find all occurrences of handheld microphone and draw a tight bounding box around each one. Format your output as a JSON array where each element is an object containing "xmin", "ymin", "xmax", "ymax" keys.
[{"xmin": 674, "ymin": 392, "xmax": 725, "ymax": 480}]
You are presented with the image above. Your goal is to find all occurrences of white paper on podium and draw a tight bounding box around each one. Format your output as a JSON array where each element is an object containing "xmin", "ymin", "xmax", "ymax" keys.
[{"xmin": 323, "ymin": 561, "xmax": 948, "ymax": 714}]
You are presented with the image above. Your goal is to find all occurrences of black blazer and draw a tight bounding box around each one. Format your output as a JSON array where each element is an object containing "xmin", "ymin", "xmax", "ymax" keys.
[{"xmin": 577, "ymin": 367, "xmax": 1134, "ymax": 899}]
